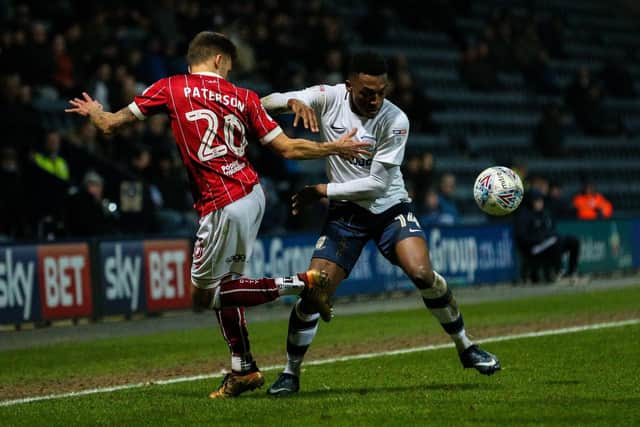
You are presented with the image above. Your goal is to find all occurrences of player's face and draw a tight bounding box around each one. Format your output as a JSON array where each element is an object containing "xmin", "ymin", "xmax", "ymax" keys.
[{"xmin": 347, "ymin": 73, "xmax": 388, "ymax": 118}]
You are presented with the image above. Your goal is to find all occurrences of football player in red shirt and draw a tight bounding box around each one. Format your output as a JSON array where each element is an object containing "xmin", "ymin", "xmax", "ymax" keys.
[{"xmin": 65, "ymin": 31, "xmax": 369, "ymax": 399}]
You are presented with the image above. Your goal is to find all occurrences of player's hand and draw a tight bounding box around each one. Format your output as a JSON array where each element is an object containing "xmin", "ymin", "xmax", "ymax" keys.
[
  {"xmin": 291, "ymin": 184, "xmax": 327, "ymax": 216},
  {"xmin": 334, "ymin": 128, "xmax": 371, "ymax": 160},
  {"xmin": 289, "ymin": 99, "xmax": 319, "ymax": 132},
  {"xmin": 65, "ymin": 92, "xmax": 103, "ymax": 116}
]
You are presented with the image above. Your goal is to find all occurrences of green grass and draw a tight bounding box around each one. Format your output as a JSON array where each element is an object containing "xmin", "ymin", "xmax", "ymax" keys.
[{"xmin": 1, "ymin": 286, "xmax": 639, "ymax": 426}]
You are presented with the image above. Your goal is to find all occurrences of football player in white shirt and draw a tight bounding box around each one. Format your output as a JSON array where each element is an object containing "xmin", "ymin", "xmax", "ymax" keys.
[{"xmin": 261, "ymin": 51, "xmax": 500, "ymax": 395}]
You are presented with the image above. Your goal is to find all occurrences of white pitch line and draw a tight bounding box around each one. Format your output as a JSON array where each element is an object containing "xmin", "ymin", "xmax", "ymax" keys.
[{"xmin": 1, "ymin": 318, "xmax": 638, "ymax": 408}]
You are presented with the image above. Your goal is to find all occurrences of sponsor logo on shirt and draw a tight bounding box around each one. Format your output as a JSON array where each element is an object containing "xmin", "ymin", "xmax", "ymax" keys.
[
  {"xmin": 221, "ymin": 160, "xmax": 246, "ymax": 176},
  {"xmin": 225, "ymin": 254, "xmax": 246, "ymax": 263},
  {"xmin": 392, "ymin": 128, "xmax": 407, "ymax": 135}
]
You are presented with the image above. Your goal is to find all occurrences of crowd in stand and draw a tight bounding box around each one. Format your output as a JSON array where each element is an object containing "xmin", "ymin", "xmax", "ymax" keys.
[
  {"xmin": 0, "ymin": 1, "xmax": 363, "ymax": 240},
  {"xmin": 0, "ymin": 1, "xmax": 629, "ymax": 244}
]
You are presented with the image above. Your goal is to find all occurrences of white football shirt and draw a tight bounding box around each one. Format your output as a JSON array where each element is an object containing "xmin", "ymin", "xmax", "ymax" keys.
[{"xmin": 274, "ymin": 83, "xmax": 411, "ymax": 213}]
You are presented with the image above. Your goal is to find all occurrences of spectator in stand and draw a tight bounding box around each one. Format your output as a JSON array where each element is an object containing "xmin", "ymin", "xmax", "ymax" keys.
[
  {"xmin": 482, "ymin": 8, "xmax": 516, "ymax": 72},
  {"xmin": 515, "ymin": 189, "xmax": 580, "ymax": 283},
  {"xmin": 512, "ymin": 16, "xmax": 560, "ymax": 94},
  {"xmin": 87, "ymin": 63, "xmax": 112, "ymax": 112},
  {"xmin": 598, "ymin": 59, "xmax": 637, "ymax": 99},
  {"xmin": 546, "ymin": 180, "xmax": 577, "ymax": 220},
  {"xmin": 526, "ymin": 173, "xmax": 550, "ymax": 197},
  {"xmin": 33, "ymin": 130, "xmax": 70, "ymax": 182},
  {"xmin": 388, "ymin": 65, "xmax": 444, "ymax": 134},
  {"xmin": 459, "ymin": 40, "xmax": 500, "ymax": 91},
  {"xmin": 564, "ymin": 66, "xmax": 624, "ymax": 136},
  {"xmin": 572, "ymin": 179, "xmax": 613, "ymax": 220},
  {"xmin": 422, "ymin": 188, "xmax": 457, "ymax": 226},
  {"xmin": 51, "ymin": 33, "xmax": 76, "ymax": 98},
  {"xmin": 118, "ymin": 144, "xmax": 160, "ymax": 235},
  {"xmin": 0, "ymin": 146, "xmax": 30, "ymax": 240},
  {"xmin": 22, "ymin": 22, "xmax": 55, "ymax": 90},
  {"xmin": 402, "ymin": 152, "xmax": 436, "ymax": 214},
  {"xmin": 437, "ymin": 172, "xmax": 461, "ymax": 223},
  {"xmin": 151, "ymin": 150, "xmax": 196, "ymax": 235},
  {"xmin": 66, "ymin": 119, "xmax": 104, "ymax": 158},
  {"xmin": 532, "ymin": 102, "xmax": 569, "ymax": 158},
  {"xmin": 64, "ymin": 170, "xmax": 115, "ymax": 237},
  {"xmin": 0, "ymin": 74, "xmax": 40, "ymax": 151},
  {"xmin": 28, "ymin": 130, "xmax": 71, "ymax": 240},
  {"xmin": 398, "ymin": 0, "xmax": 469, "ymax": 51},
  {"xmin": 537, "ymin": 14, "xmax": 567, "ymax": 59}
]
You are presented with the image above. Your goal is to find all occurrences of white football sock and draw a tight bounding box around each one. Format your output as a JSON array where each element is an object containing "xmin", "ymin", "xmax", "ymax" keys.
[
  {"xmin": 275, "ymin": 276, "xmax": 306, "ymax": 296},
  {"xmin": 451, "ymin": 328, "xmax": 473, "ymax": 353}
]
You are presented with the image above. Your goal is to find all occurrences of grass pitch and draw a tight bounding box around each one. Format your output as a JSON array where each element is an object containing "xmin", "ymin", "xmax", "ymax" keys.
[{"xmin": 1, "ymin": 285, "xmax": 639, "ymax": 426}]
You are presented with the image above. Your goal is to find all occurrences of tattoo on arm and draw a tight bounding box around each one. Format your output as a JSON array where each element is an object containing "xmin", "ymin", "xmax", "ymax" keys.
[{"xmin": 91, "ymin": 107, "xmax": 137, "ymax": 134}]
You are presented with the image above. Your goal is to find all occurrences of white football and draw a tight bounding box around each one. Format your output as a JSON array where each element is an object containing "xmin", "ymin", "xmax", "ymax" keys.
[{"xmin": 473, "ymin": 166, "xmax": 524, "ymax": 216}]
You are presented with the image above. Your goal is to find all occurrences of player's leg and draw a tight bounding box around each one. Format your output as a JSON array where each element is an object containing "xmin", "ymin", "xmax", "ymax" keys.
[
  {"xmin": 269, "ymin": 205, "xmax": 367, "ymax": 396},
  {"xmin": 190, "ymin": 185, "xmax": 332, "ymax": 315},
  {"xmin": 190, "ymin": 185, "xmax": 330, "ymax": 398},
  {"xmin": 381, "ymin": 207, "xmax": 500, "ymax": 375},
  {"xmin": 208, "ymin": 305, "xmax": 265, "ymax": 398},
  {"xmin": 269, "ymin": 258, "xmax": 348, "ymax": 396}
]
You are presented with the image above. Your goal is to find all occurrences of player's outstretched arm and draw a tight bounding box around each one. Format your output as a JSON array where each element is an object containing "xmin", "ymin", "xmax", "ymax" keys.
[
  {"xmin": 268, "ymin": 128, "xmax": 370, "ymax": 160},
  {"xmin": 261, "ymin": 92, "xmax": 319, "ymax": 132},
  {"xmin": 65, "ymin": 92, "xmax": 137, "ymax": 134}
]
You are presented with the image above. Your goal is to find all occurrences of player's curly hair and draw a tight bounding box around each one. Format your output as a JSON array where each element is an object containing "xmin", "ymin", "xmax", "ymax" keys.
[
  {"xmin": 347, "ymin": 51, "xmax": 388, "ymax": 77},
  {"xmin": 186, "ymin": 31, "xmax": 237, "ymax": 66}
]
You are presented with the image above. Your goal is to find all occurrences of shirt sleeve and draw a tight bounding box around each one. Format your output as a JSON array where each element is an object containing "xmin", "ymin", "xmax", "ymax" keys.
[
  {"xmin": 326, "ymin": 160, "xmax": 392, "ymax": 201},
  {"xmin": 373, "ymin": 114, "xmax": 410, "ymax": 166},
  {"xmin": 128, "ymin": 78, "xmax": 169, "ymax": 120},
  {"xmin": 261, "ymin": 84, "xmax": 331, "ymax": 116},
  {"xmin": 247, "ymin": 91, "xmax": 283, "ymax": 145}
]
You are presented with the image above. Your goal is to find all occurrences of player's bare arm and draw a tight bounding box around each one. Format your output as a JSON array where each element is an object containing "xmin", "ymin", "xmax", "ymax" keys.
[
  {"xmin": 65, "ymin": 92, "xmax": 137, "ymax": 134},
  {"xmin": 268, "ymin": 128, "xmax": 370, "ymax": 160},
  {"xmin": 261, "ymin": 93, "xmax": 319, "ymax": 132},
  {"xmin": 288, "ymin": 99, "xmax": 319, "ymax": 132}
]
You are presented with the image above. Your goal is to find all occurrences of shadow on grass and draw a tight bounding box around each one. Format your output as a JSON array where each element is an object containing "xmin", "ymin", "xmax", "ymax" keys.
[
  {"xmin": 250, "ymin": 382, "xmax": 501, "ymax": 399},
  {"xmin": 156, "ymin": 381, "xmax": 502, "ymax": 401}
]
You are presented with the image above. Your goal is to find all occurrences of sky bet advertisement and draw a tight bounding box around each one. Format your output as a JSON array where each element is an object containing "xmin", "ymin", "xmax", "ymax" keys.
[
  {"xmin": 0, "ymin": 240, "xmax": 191, "ymax": 324},
  {"xmin": 0, "ymin": 243, "xmax": 93, "ymax": 324},
  {"xmin": 98, "ymin": 239, "xmax": 191, "ymax": 316},
  {"xmin": 5, "ymin": 218, "xmax": 640, "ymax": 324}
]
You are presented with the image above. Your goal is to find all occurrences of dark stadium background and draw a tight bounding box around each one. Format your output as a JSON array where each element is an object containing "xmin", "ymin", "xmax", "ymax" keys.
[{"xmin": 2, "ymin": 0, "xmax": 640, "ymax": 243}]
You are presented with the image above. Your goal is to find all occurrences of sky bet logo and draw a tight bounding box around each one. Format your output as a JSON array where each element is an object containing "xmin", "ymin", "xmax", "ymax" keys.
[
  {"xmin": 0, "ymin": 244, "xmax": 93, "ymax": 323},
  {"xmin": 103, "ymin": 242, "xmax": 143, "ymax": 312},
  {"xmin": 38, "ymin": 244, "xmax": 93, "ymax": 320},
  {"xmin": 0, "ymin": 246, "xmax": 36, "ymax": 321},
  {"xmin": 100, "ymin": 240, "xmax": 191, "ymax": 316}
]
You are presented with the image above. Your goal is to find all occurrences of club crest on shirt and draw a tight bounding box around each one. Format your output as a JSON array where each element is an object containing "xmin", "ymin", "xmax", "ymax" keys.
[{"xmin": 315, "ymin": 235, "xmax": 327, "ymax": 250}]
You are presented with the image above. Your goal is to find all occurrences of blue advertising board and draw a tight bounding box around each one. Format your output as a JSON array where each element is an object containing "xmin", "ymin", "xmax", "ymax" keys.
[
  {"xmin": 245, "ymin": 223, "xmax": 517, "ymax": 297},
  {"xmin": 426, "ymin": 224, "xmax": 517, "ymax": 286},
  {"xmin": 0, "ymin": 244, "xmax": 42, "ymax": 324},
  {"xmin": 632, "ymin": 219, "xmax": 640, "ymax": 268},
  {"xmin": 98, "ymin": 241, "xmax": 146, "ymax": 316}
]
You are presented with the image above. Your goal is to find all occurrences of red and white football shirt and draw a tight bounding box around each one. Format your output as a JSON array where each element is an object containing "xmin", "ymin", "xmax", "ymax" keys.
[{"xmin": 128, "ymin": 71, "xmax": 282, "ymax": 217}]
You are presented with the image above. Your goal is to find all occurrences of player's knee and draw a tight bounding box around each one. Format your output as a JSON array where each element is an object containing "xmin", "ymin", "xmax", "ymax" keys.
[
  {"xmin": 191, "ymin": 285, "xmax": 213, "ymax": 309},
  {"xmin": 408, "ymin": 265, "xmax": 435, "ymax": 290}
]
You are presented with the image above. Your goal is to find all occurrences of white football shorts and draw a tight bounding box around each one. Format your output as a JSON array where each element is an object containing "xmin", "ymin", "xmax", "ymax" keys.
[{"xmin": 190, "ymin": 184, "xmax": 265, "ymax": 289}]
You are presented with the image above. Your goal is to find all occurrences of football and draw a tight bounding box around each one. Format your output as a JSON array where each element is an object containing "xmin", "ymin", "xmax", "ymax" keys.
[{"xmin": 473, "ymin": 166, "xmax": 524, "ymax": 216}]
